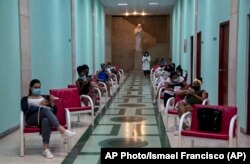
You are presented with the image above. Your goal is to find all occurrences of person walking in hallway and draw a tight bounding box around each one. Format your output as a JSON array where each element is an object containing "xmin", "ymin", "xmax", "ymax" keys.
[{"xmin": 142, "ymin": 51, "xmax": 151, "ymax": 77}]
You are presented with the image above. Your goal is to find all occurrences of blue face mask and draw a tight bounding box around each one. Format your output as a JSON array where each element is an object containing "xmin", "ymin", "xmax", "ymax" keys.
[{"xmin": 32, "ymin": 88, "xmax": 41, "ymax": 96}]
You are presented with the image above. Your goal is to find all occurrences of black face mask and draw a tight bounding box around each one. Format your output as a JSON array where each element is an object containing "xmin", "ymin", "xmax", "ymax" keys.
[{"xmin": 192, "ymin": 86, "xmax": 200, "ymax": 91}]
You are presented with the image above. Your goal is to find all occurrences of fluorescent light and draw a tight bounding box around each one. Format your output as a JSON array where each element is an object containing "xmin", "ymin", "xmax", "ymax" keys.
[
  {"xmin": 118, "ymin": 3, "xmax": 128, "ymax": 6},
  {"xmin": 149, "ymin": 2, "xmax": 159, "ymax": 5}
]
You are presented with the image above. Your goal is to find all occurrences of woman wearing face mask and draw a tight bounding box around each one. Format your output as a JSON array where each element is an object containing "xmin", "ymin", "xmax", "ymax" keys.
[
  {"xmin": 163, "ymin": 71, "xmax": 189, "ymax": 107},
  {"xmin": 176, "ymin": 77, "xmax": 207, "ymax": 129},
  {"xmin": 21, "ymin": 79, "xmax": 76, "ymax": 159}
]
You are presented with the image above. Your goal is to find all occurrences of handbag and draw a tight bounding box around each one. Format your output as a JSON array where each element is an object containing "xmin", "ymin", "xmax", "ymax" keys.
[{"xmin": 197, "ymin": 108, "xmax": 223, "ymax": 132}]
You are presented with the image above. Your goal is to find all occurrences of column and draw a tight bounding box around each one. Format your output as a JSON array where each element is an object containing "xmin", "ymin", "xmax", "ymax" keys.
[
  {"xmin": 71, "ymin": 0, "xmax": 76, "ymax": 83},
  {"xmin": 19, "ymin": 0, "xmax": 31, "ymax": 96},
  {"xmin": 227, "ymin": 0, "xmax": 239, "ymax": 105}
]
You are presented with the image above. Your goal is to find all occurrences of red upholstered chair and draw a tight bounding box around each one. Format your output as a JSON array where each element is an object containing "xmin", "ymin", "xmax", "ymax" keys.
[
  {"xmin": 178, "ymin": 104, "xmax": 239, "ymax": 147},
  {"xmin": 49, "ymin": 88, "xmax": 94, "ymax": 130},
  {"xmin": 68, "ymin": 84, "xmax": 103, "ymax": 110},
  {"xmin": 20, "ymin": 98, "xmax": 70, "ymax": 157},
  {"xmin": 162, "ymin": 91, "xmax": 209, "ymax": 132},
  {"xmin": 162, "ymin": 96, "xmax": 183, "ymax": 131},
  {"xmin": 68, "ymin": 84, "xmax": 77, "ymax": 88}
]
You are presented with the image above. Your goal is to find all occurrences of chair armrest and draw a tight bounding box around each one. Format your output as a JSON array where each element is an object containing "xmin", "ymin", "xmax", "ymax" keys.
[
  {"xmin": 20, "ymin": 111, "xmax": 24, "ymax": 131},
  {"xmin": 97, "ymin": 82, "xmax": 108, "ymax": 102},
  {"xmin": 80, "ymin": 95, "xmax": 94, "ymax": 109},
  {"xmin": 229, "ymin": 115, "xmax": 239, "ymax": 142},
  {"xmin": 93, "ymin": 87, "xmax": 102, "ymax": 99},
  {"xmin": 178, "ymin": 111, "xmax": 192, "ymax": 134},
  {"xmin": 156, "ymin": 87, "xmax": 165, "ymax": 103},
  {"xmin": 164, "ymin": 97, "xmax": 175, "ymax": 112},
  {"xmin": 65, "ymin": 109, "xmax": 71, "ymax": 130},
  {"xmin": 202, "ymin": 98, "xmax": 209, "ymax": 105},
  {"xmin": 119, "ymin": 69, "xmax": 124, "ymax": 75},
  {"xmin": 98, "ymin": 82, "xmax": 107, "ymax": 92},
  {"xmin": 156, "ymin": 81, "xmax": 165, "ymax": 91}
]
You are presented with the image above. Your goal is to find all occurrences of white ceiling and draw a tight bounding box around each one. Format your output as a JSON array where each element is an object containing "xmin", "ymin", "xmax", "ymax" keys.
[{"xmin": 100, "ymin": 0, "xmax": 175, "ymax": 16}]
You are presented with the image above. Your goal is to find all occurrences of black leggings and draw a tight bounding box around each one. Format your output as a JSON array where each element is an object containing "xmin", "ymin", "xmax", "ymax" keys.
[{"xmin": 143, "ymin": 70, "xmax": 150, "ymax": 76}]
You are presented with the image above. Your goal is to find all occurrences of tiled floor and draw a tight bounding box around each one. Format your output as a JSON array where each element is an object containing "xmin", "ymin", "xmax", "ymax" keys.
[{"xmin": 0, "ymin": 72, "xmax": 249, "ymax": 164}]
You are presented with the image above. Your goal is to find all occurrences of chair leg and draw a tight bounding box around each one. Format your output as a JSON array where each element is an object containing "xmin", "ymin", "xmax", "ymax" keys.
[
  {"xmin": 20, "ymin": 134, "xmax": 24, "ymax": 157},
  {"xmin": 191, "ymin": 140, "xmax": 194, "ymax": 147},
  {"xmin": 236, "ymin": 136, "xmax": 239, "ymax": 147},
  {"xmin": 77, "ymin": 114, "xmax": 80, "ymax": 122},
  {"xmin": 163, "ymin": 114, "xmax": 168, "ymax": 131},
  {"xmin": 229, "ymin": 140, "xmax": 233, "ymax": 147},
  {"xmin": 178, "ymin": 136, "xmax": 181, "ymax": 147},
  {"xmin": 67, "ymin": 138, "xmax": 71, "ymax": 153}
]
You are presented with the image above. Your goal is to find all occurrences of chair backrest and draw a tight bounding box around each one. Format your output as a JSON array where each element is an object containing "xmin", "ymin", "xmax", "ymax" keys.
[
  {"xmin": 68, "ymin": 84, "xmax": 77, "ymax": 88},
  {"xmin": 190, "ymin": 104, "xmax": 237, "ymax": 134},
  {"xmin": 50, "ymin": 88, "xmax": 81, "ymax": 110},
  {"xmin": 54, "ymin": 98, "xmax": 66, "ymax": 126}
]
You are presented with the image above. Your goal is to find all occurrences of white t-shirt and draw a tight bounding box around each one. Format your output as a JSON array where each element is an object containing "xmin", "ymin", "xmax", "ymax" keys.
[
  {"xmin": 28, "ymin": 97, "xmax": 45, "ymax": 106},
  {"xmin": 166, "ymin": 76, "xmax": 184, "ymax": 85},
  {"xmin": 165, "ymin": 76, "xmax": 185, "ymax": 93}
]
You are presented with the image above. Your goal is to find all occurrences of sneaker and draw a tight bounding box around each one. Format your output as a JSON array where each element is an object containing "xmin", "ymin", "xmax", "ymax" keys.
[
  {"xmin": 61, "ymin": 130, "xmax": 76, "ymax": 139},
  {"xmin": 43, "ymin": 149, "xmax": 54, "ymax": 159},
  {"xmin": 174, "ymin": 130, "xmax": 179, "ymax": 136}
]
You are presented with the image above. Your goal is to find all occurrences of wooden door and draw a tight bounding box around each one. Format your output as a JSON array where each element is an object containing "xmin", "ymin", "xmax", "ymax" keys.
[
  {"xmin": 218, "ymin": 21, "xmax": 230, "ymax": 105},
  {"xmin": 196, "ymin": 32, "xmax": 201, "ymax": 78},
  {"xmin": 190, "ymin": 36, "xmax": 194, "ymax": 84},
  {"xmin": 247, "ymin": 16, "xmax": 250, "ymax": 134}
]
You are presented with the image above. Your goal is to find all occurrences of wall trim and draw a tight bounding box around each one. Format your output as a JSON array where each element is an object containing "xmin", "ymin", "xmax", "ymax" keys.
[{"xmin": 0, "ymin": 124, "xmax": 19, "ymax": 139}]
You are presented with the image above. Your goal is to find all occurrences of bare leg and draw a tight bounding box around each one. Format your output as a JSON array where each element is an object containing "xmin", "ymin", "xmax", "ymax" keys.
[{"xmin": 105, "ymin": 81, "xmax": 112, "ymax": 97}]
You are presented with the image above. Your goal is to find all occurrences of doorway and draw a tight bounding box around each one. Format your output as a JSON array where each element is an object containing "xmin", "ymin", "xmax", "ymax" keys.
[
  {"xmin": 247, "ymin": 16, "xmax": 250, "ymax": 134},
  {"xmin": 190, "ymin": 36, "xmax": 194, "ymax": 84},
  {"xmin": 196, "ymin": 32, "xmax": 202, "ymax": 78},
  {"xmin": 218, "ymin": 21, "xmax": 230, "ymax": 105}
]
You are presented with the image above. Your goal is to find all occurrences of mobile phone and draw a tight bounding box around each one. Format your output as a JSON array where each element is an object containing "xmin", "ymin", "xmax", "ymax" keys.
[{"xmin": 45, "ymin": 95, "xmax": 50, "ymax": 101}]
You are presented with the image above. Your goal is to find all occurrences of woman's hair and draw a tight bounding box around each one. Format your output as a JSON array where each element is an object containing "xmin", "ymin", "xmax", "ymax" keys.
[
  {"xmin": 169, "ymin": 71, "xmax": 178, "ymax": 78},
  {"xmin": 176, "ymin": 66, "xmax": 183, "ymax": 76},
  {"xmin": 82, "ymin": 64, "xmax": 89, "ymax": 70},
  {"xmin": 29, "ymin": 79, "xmax": 40, "ymax": 96},
  {"xmin": 196, "ymin": 77, "xmax": 203, "ymax": 83},
  {"xmin": 144, "ymin": 51, "xmax": 149, "ymax": 56},
  {"xmin": 194, "ymin": 77, "xmax": 203, "ymax": 86},
  {"xmin": 77, "ymin": 65, "xmax": 84, "ymax": 75}
]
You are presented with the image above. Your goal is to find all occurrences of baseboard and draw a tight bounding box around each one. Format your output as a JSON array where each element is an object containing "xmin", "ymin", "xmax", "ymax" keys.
[
  {"xmin": 0, "ymin": 124, "xmax": 19, "ymax": 139},
  {"xmin": 240, "ymin": 127, "xmax": 246, "ymax": 134}
]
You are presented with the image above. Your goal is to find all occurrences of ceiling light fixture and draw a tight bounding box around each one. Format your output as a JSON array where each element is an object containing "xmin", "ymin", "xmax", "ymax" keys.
[
  {"xmin": 133, "ymin": 11, "xmax": 138, "ymax": 15},
  {"xmin": 141, "ymin": 11, "xmax": 146, "ymax": 16},
  {"xmin": 118, "ymin": 3, "xmax": 128, "ymax": 6},
  {"xmin": 149, "ymin": 2, "xmax": 159, "ymax": 5}
]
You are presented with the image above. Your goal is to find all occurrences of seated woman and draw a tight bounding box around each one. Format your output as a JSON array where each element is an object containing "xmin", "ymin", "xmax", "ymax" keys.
[
  {"xmin": 96, "ymin": 63, "xmax": 112, "ymax": 97},
  {"xmin": 76, "ymin": 65, "xmax": 95, "ymax": 104},
  {"xmin": 176, "ymin": 65, "xmax": 188, "ymax": 82},
  {"xmin": 176, "ymin": 77, "xmax": 207, "ymax": 129},
  {"xmin": 163, "ymin": 71, "xmax": 189, "ymax": 107},
  {"xmin": 21, "ymin": 79, "xmax": 76, "ymax": 159},
  {"xmin": 106, "ymin": 61, "xmax": 120, "ymax": 84}
]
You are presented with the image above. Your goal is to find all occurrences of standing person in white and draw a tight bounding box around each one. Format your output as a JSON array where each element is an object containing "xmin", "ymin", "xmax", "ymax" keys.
[{"xmin": 142, "ymin": 51, "xmax": 151, "ymax": 77}]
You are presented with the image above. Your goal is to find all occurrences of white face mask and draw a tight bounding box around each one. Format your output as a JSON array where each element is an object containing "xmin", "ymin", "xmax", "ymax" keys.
[{"xmin": 172, "ymin": 78, "xmax": 178, "ymax": 83}]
